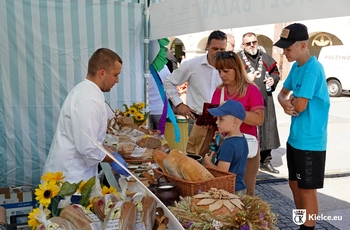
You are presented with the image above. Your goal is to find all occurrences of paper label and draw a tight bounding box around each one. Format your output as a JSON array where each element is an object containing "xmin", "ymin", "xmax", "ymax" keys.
[
  {"xmin": 105, "ymin": 219, "xmax": 119, "ymax": 229},
  {"xmin": 134, "ymin": 222, "xmax": 146, "ymax": 230},
  {"xmin": 131, "ymin": 147, "xmax": 147, "ymax": 157},
  {"xmin": 90, "ymin": 221, "xmax": 102, "ymax": 230}
]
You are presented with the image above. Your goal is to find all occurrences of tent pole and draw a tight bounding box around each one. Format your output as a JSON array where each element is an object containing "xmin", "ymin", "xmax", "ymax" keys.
[{"xmin": 144, "ymin": 0, "xmax": 150, "ymax": 127}]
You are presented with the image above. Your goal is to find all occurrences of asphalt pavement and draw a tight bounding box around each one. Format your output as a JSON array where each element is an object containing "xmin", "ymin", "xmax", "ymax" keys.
[{"xmin": 255, "ymin": 83, "xmax": 350, "ymax": 229}]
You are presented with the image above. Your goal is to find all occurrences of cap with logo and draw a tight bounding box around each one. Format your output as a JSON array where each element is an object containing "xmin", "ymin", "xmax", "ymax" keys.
[
  {"xmin": 208, "ymin": 99, "xmax": 246, "ymax": 121},
  {"xmin": 273, "ymin": 23, "xmax": 309, "ymax": 48}
]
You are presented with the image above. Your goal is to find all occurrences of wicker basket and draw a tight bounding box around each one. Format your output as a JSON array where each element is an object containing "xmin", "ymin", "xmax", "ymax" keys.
[{"xmin": 152, "ymin": 167, "xmax": 236, "ymax": 197}]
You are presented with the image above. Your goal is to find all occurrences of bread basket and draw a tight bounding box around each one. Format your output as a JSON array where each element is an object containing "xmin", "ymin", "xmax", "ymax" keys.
[{"xmin": 153, "ymin": 167, "xmax": 236, "ymax": 197}]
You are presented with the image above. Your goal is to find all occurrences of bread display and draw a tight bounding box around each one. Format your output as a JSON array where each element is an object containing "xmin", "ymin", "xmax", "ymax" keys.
[{"xmin": 106, "ymin": 109, "xmax": 168, "ymax": 162}]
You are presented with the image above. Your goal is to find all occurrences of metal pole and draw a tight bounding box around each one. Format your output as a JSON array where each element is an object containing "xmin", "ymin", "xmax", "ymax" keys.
[{"xmin": 144, "ymin": 0, "xmax": 150, "ymax": 127}]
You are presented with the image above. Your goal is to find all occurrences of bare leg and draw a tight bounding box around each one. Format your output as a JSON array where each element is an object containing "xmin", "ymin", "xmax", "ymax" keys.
[
  {"xmin": 289, "ymin": 180, "xmax": 303, "ymax": 208},
  {"xmin": 244, "ymin": 149, "xmax": 260, "ymax": 196},
  {"xmin": 300, "ymin": 188, "xmax": 318, "ymax": 227},
  {"xmin": 290, "ymin": 180, "xmax": 318, "ymax": 227}
]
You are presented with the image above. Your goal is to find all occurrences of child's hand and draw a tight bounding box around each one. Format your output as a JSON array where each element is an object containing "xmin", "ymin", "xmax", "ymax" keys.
[{"xmin": 204, "ymin": 151, "xmax": 216, "ymax": 166}]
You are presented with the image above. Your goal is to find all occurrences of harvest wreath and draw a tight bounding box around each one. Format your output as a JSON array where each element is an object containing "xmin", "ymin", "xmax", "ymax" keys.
[{"xmin": 169, "ymin": 188, "xmax": 277, "ymax": 230}]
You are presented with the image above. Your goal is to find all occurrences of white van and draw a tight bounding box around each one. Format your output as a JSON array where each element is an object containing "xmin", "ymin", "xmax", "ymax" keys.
[{"xmin": 318, "ymin": 45, "xmax": 350, "ymax": 97}]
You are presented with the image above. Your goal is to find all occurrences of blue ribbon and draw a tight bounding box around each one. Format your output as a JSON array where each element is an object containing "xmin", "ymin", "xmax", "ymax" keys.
[{"xmin": 149, "ymin": 65, "xmax": 180, "ymax": 142}]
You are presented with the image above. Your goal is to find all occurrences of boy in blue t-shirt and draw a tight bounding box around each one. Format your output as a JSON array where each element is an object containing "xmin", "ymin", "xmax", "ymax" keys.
[
  {"xmin": 203, "ymin": 100, "xmax": 248, "ymax": 194},
  {"xmin": 275, "ymin": 23, "xmax": 330, "ymax": 230}
]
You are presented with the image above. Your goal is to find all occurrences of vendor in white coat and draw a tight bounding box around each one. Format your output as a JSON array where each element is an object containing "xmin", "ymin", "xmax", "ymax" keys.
[{"xmin": 42, "ymin": 48, "xmax": 128, "ymax": 183}]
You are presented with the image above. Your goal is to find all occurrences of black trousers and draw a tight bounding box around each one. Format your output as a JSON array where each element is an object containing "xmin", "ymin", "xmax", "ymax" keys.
[{"xmin": 260, "ymin": 149, "xmax": 272, "ymax": 164}]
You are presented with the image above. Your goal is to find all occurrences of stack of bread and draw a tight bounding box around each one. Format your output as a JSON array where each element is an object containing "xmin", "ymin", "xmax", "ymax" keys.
[
  {"xmin": 105, "ymin": 110, "xmax": 169, "ymax": 161},
  {"xmin": 154, "ymin": 149, "xmax": 214, "ymax": 181},
  {"xmin": 37, "ymin": 194, "xmax": 161, "ymax": 230}
]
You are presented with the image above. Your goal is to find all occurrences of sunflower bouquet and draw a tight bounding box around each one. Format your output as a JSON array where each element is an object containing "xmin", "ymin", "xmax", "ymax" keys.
[
  {"xmin": 122, "ymin": 102, "xmax": 150, "ymax": 125},
  {"xmin": 28, "ymin": 171, "xmax": 118, "ymax": 230}
]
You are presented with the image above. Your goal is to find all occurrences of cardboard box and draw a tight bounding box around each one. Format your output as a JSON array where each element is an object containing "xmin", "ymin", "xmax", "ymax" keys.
[{"xmin": 0, "ymin": 186, "xmax": 33, "ymax": 224}]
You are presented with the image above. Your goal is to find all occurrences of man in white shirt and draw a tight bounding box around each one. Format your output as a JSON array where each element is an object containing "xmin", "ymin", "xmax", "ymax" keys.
[
  {"xmin": 163, "ymin": 30, "xmax": 227, "ymax": 135},
  {"xmin": 42, "ymin": 48, "xmax": 128, "ymax": 183}
]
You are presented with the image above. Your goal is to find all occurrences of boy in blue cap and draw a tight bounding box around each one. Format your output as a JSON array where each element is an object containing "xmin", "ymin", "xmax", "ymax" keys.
[{"xmin": 203, "ymin": 99, "xmax": 248, "ymax": 194}]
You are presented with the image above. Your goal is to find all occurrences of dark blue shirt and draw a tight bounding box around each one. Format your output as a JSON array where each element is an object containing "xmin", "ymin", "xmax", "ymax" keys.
[{"xmin": 216, "ymin": 135, "xmax": 248, "ymax": 191}]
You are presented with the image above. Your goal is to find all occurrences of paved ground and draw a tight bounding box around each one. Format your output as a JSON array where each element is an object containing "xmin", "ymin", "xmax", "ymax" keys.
[{"xmin": 254, "ymin": 84, "xmax": 350, "ymax": 230}]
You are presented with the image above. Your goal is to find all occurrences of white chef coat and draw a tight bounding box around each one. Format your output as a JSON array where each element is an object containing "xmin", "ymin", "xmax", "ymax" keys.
[
  {"xmin": 42, "ymin": 79, "xmax": 107, "ymax": 183},
  {"xmin": 163, "ymin": 54, "xmax": 222, "ymax": 114}
]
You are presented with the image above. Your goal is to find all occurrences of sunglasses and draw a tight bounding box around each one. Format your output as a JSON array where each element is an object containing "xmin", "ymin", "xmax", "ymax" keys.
[
  {"xmin": 216, "ymin": 51, "xmax": 237, "ymax": 59},
  {"xmin": 244, "ymin": 41, "xmax": 258, "ymax": 46}
]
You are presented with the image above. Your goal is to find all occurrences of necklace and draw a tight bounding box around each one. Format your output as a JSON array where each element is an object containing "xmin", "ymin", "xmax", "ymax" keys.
[{"xmin": 240, "ymin": 50, "xmax": 263, "ymax": 78}]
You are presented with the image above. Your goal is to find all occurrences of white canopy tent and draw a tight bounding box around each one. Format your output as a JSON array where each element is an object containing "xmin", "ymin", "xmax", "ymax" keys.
[{"xmin": 149, "ymin": 0, "xmax": 350, "ymax": 39}]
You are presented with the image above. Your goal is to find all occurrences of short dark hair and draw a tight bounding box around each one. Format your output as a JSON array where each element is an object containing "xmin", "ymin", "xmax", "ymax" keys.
[
  {"xmin": 207, "ymin": 30, "xmax": 227, "ymax": 45},
  {"xmin": 88, "ymin": 48, "xmax": 122, "ymax": 76},
  {"xmin": 242, "ymin": 32, "xmax": 257, "ymax": 40}
]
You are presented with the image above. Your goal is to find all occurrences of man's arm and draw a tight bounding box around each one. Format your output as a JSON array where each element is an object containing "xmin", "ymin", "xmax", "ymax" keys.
[
  {"xmin": 290, "ymin": 94, "xmax": 308, "ymax": 113},
  {"xmin": 278, "ymin": 87, "xmax": 298, "ymax": 116}
]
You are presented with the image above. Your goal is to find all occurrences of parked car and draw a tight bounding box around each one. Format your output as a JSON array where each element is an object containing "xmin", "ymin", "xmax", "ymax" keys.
[{"xmin": 318, "ymin": 45, "xmax": 350, "ymax": 97}]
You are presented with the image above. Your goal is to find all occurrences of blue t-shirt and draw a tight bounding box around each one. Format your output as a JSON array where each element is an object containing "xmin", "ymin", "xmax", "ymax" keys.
[
  {"xmin": 284, "ymin": 56, "xmax": 330, "ymax": 151},
  {"xmin": 216, "ymin": 135, "xmax": 248, "ymax": 191}
]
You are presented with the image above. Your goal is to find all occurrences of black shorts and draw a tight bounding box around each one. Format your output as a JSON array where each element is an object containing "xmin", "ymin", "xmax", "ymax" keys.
[{"xmin": 286, "ymin": 142, "xmax": 326, "ymax": 189}]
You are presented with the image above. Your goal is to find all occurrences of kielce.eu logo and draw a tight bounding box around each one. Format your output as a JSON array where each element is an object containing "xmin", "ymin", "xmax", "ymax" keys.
[{"xmin": 293, "ymin": 209, "xmax": 306, "ymax": 225}]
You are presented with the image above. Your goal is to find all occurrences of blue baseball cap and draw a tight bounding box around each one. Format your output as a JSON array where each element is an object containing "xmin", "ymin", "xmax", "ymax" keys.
[{"xmin": 208, "ymin": 100, "xmax": 246, "ymax": 121}]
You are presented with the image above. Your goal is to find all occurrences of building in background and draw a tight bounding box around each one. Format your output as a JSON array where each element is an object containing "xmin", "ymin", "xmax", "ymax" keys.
[{"xmin": 167, "ymin": 16, "xmax": 350, "ymax": 80}]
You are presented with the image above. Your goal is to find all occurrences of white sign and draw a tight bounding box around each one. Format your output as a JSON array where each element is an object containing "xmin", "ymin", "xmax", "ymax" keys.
[{"xmin": 149, "ymin": 0, "xmax": 350, "ymax": 39}]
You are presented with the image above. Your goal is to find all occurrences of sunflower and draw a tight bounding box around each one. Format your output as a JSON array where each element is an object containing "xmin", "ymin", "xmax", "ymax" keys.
[
  {"xmin": 28, "ymin": 205, "xmax": 51, "ymax": 230},
  {"xmin": 101, "ymin": 185, "xmax": 119, "ymax": 196},
  {"xmin": 135, "ymin": 112, "xmax": 144, "ymax": 121},
  {"xmin": 130, "ymin": 106, "xmax": 137, "ymax": 114},
  {"xmin": 137, "ymin": 102, "xmax": 145, "ymax": 110},
  {"xmin": 28, "ymin": 207, "xmax": 41, "ymax": 230},
  {"xmin": 41, "ymin": 171, "xmax": 65, "ymax": 185},
  {"xmin": 35, "ymin": 180, "xmax": 60, "ymax": 207}
]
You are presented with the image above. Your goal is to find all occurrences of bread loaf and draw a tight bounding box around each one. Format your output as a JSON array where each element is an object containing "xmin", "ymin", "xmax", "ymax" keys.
[
  {"xmin": 153, "ymin": 150, "xmax": 168, "ymax": 172},
  {"xmin": 137, "ymin": 136, "xmax": 162, "ymax": 149},
  {"xmin": 168, "ymin": 149, "xmax": 187, "ymax": 159},
  {"xmin": 178, "ymin": 156, "xmax": 214, "ymax": 181},
  {"xmin": 140, "ymin": 196, "xmax": 157, "ymax": 230},
  {"xmin": 162, "ymin": 149, "xmax": 214, "ymax": 181},
  {"xmin": 119, "ymin": 201, "xmax": 137, "ymax": 230},
  {"xmin": 117, "ymin": 142, "xmax": 137, "ymax": 158},
  {"xmin": 117, "ymin": 116, "xmax": 134, "ymax": 125},
  {"xmin": 60, "ymin": 204, "xmax": 102, "ymax": 230},
  {"xmin": 93, "ymin": 194, "xmax": 120, "ymax": 221},
  {"xmin": 118, "ymin": 135, "xmax": 136, "ymax": 143},
  {"xmin": 163, "ymin": 153, "xmax": 184, "ymax": 179}
]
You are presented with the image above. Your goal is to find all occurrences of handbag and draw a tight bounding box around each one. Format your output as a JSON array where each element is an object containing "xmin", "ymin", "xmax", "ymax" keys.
[
  {"xmin": 220, "ymin": 87, "xmax": 259, "ymax": 158},
  {"xmin": 186, "ymin": 123, "xmax": 216, "ymax": 157},
  {"xmin": 244, "ymin": 133, "xmax": 259, "ymax": 158},
  {"xmin": 195, "ymin": 102, "xmax": 219, "ymax": 126}
]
